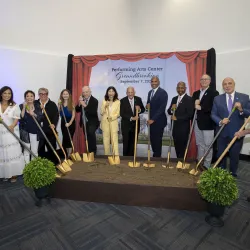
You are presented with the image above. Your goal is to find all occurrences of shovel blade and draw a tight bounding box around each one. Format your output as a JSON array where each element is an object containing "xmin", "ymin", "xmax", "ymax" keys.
[
  {"xmin": 182, "ymin": 163, "xmax": 190, "ymax": 169},
  {"xmin": 108, "ymin": 156, "xmax": 116, "ymax": 165},
  {"xmin": 176, "ymin": 161, "xmax": 183, "ymax": 169},
  {"xmin": 67, "ymin": 159, "xmax": 74, "ymax": 166},
  {"xmin": 128, "ymin": 161, "xmax": 140, "ymax": 167},
  {"xmin": 62, "ymin": 161, "xmax": 72, "ymax": 172},
  {"xmin": 74, "ymin": 152, "xmax": 82, "ymax": 161},
  {"xmin": 56, "ymin": 164, "xmax": 66, "ymax": 174},
  {"xmin": 70, "ymin": 153, "xmax": 77, "ymax": 161},
  {"xmin": 83, "ymin": 152, "xmax": 94, "ymax": 162},
  {"xmin": 189, "ymin": 168, "xmax": 196, "ymax": 175},
  {"xmin": 114, "ymin": 156, "xmax": 120, "ymax": 165}
]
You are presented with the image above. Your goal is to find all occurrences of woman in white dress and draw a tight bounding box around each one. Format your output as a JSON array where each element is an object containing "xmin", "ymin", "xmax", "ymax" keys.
[{"xmin": 0, "ymin": 86, "xmax": 25, "ymax": 182}]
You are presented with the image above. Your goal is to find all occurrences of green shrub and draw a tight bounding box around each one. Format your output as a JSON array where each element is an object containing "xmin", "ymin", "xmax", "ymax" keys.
[
  {"xmin": 197, "ymin": 168, "xmax": 238, "ymax": 206},
  {"xmin": 23, "ymin": 157, "xmax": 56, "ymax": 189}
]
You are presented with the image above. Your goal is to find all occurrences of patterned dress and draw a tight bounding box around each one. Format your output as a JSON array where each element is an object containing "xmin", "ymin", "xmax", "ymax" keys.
[{"xmin": 0, "ymin": 104, "xmax": 25, "ymax": 178}]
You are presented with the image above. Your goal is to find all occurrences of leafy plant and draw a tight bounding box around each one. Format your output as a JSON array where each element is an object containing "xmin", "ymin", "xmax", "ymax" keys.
[
  {"xmin": 23, "ymin": 157, "xmax": 56, "ymax": 189},
  {"xmin": 197, "ymin": 168, "xmax": 238, "ymax": 206}
]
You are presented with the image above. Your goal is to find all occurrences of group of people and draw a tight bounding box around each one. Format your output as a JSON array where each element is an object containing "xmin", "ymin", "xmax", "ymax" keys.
[
  {"xmin": 168, "ymin": 75, "xmax": 250, "ymax": 177},
  {"xmin": 0, "ymin": 74, "xmax": 249, "ymax": 182}
]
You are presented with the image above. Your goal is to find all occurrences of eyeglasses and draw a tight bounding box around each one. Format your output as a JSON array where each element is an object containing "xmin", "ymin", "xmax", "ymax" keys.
[{"xmin": 39, "ymin": 93, "xmax": 48, "ymax": 96}]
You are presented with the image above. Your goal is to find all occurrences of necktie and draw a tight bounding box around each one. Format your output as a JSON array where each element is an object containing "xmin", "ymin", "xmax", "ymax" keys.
[
  {"xmin": 150, "ymin": 90, "xmax": 155, "ymax": 100},
  {"xmin": 177, "ymin": 96, "xmax": 181, "ymax": 107},
  {"xmin": 85, "ymin": 99, "xmax": 88, "ymax": 105},
  {"xmin": 228, "ymin": 94, "xmax": 233, "ymax": 112},
  {"xmin": 129, "ymin": 99, "xmax": 133, "ymax": 112}
]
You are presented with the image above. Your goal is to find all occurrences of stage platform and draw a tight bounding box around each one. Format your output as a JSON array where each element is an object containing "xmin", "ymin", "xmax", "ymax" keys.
[{"xmin": 50, "ymin": 156, "xmax": 206, "ymax": 211}]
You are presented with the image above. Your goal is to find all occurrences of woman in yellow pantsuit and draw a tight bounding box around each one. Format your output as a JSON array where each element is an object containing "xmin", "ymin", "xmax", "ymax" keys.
[{"xmin": 100, "ymin": 86, "xmax": 120, "ymax": 156}]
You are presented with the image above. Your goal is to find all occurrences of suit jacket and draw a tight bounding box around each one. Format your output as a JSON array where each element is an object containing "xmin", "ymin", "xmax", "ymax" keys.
[
  {"xmin": 100, "ymin": 99, "xmax": 120, "ymax": 132},
  {"xmin": 211, "ymin": 92, "xmax": 250, "ymax": 138},
  {"xmin": 120, "ymin": 96, "xmax": 145, "ymax": 133},
  {"xmin": 34, "ymin": 99, "xmax": 59, "ymax": 135},
  {"xmin": 75, "ymin": 95, "xmax": 99, "ymax": 128},
  {"xmin": 167, "ymin": 94, "xmax": 194, "ymax": 129},
  {"xmin": 146, "ymin": 87, "xmax": 168, "ymax": 128},
  {"xmin": 192, "ymin": 88, "xmax": 219, "ymax": 130}
]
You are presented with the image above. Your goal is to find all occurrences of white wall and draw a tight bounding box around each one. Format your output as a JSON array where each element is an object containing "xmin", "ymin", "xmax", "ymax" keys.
[{"xmin": 1, "ymin": 0, "xmax": 250, "ymax": 154}]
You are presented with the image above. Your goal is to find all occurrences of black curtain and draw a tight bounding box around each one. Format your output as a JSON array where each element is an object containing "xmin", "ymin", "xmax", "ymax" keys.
[
  {"xmin": 206, "ymin": 48, "xmax": 216, "ymax": 91},
  {"xmin": 206, "ymin": 48, "xmax": 218, "ymax": 163},
  {"xmin": 66, "ymin": 54, "xmax": 74, "ymax": 92}
]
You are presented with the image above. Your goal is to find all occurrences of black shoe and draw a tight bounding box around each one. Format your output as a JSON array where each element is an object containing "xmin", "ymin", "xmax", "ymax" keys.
[{"xmin": 232, "ymin": 173, "xmax": 238, "ymax": 178}]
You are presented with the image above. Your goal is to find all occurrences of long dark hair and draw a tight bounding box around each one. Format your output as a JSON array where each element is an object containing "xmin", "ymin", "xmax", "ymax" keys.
[
  {"xmin": 0, "ymin": 86, "xmax": 15, "ymax": 105},
  {"xmin": 104, "ymin": 86, "xmax": 119, "ymax": 101}
]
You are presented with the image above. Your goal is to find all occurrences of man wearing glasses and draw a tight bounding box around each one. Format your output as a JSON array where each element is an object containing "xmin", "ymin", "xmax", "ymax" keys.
[
  {"xmin": 146, "ymin": 76, "xmax": 168, "ymax": 157},
  {"xmin": 35, "ymin": 88, "xmax": 59, "ymax": 162},
  {"xmin": 192, "ymin": 74, "xmax": 219, "ymax": 169}
]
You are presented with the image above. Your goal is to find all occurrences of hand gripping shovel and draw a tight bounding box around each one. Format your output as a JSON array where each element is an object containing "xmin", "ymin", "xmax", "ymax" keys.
[
  {"xmin": 128, "ymin": 109, "xmax": 140, "ymax": 167},
  {"xmin": 189, "ymin": 107, "xmax": 236, "ymax": 176},
  {"xmin": 143, "ymin": 105, "xmax": 155, "ymax": 168},
  {"xmin": 106, "ymin": 106, "xmax": 120, "ymax": 165},
  {"xmin": 176, "ymin": 109, "xmax": 197, "ymax": 170},
  {"xmin": 0, "ymin": 116, "xmax": 61, "ymax": 178},
  {"xmin": 41, "ymin": 106, "xmax": 73, "ymax": 168},
  {"xmin": 59, "ymin": 101, "xmax": 81, "ymax": 161},
  {"xmin": 162, "ymin": 108, "xmax": 176, "ymax": 168},
  {"xmin": 81, "ymin": 106, "xmax": 94, "ymax": 162},
  {"xmin": 213, "ymin": 116, "xmax": 250, "ymax": 169}
]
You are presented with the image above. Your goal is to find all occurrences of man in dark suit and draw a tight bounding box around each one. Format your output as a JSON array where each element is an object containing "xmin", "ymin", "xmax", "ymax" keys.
[
  {"xmin": 75, "ymin": 86, "xmax": 99, "ymax": 155},
  {"xmin": 192, "ymin": 74, "xmax": 219, "ymax": 169},
  {"xmin": 167, "ymin": 82, "xmax": 193, "ymax": 158},
  {"xmin": 36, "ymin": 88, "xmax": 59, "ymax": 163},
  {"xmin": 211, "ymin": 77, "xmax": 250, "ymax": 176},
  {"xmin": 120, "ymin": 87, "xmax": 145, "ymax": 156},
  {"xmin": 146, "ymin": 76, "xmax": 168, "ymax": 157}
]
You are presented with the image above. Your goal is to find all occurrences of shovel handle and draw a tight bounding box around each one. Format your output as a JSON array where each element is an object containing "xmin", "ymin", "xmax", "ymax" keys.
[
  {"xmin": 196, "ymin": 107, "xmax": 236, "ymax": 169},
  {"xmin": 133, "ymin": 109, "xmax": 139, "ymax": 165},
  {"xmin": 31, "ymin": 115, "xmax": 62, "ymax": 165},
  {"xmin": 106, "ymin": 106, "xmax": 116, "ymax": 157},
  {"xmin": 81, "ymin": 106, "xmax": 90, "ymax": 154},
  {"xmin": 168, "ymin": 109, "xmax": 176, "ymax": 155},
  {"xmin": 183, "ymin": 109, "xmax": 197, "ymax": 162},
  {"xmin": 0, "ymin": 117, "xmax": 37, "ymax": 158},
  {"xmin": 59, "ymin": 103, "xmax": 75, "ymax": 153},
  {"xmin": 42, "ymin": 106, "xmax": 68, "ymax": 159},
  {"xmin": 213, "ymin": 116, "xmax": 250, "ymax": 168}
]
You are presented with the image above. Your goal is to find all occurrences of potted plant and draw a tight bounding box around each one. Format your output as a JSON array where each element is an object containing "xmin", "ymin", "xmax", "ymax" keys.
[
  {"xmin": 23, "ymin": 157, "xmax": 56, "ymax": 206},
  {"xmin": 197, "ymin": 167, "xmax": 238, "ymax": 227}
]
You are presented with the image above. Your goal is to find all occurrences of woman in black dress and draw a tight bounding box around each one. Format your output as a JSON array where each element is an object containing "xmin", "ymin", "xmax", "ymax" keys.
[{"xmin": 58, "ymin": 89, "xmax": 76, "ymax": 156}]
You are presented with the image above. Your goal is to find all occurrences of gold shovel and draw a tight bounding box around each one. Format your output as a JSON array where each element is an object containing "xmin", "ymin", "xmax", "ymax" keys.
[
  {"xmin": 143, "ymin": 105, "xmax": 155, "ymax": 168},
  {"xmin": 162, "ymin": 108, "xmax": 176, "ymax": 168},
  {"xmin": 59, "ymin": 101, "xmax": 81, "ymax": 161},
  {"xmin": 0, "ymin": 115, "xmax": 62, "ymax": 178},
  {"xmin": 128, "ymin": 109, "xmax": 140, "ymax": 167},
  {"xmin": 176, "ymin": 109, "xmax": 197, "ymax": 170},
  {"xmin": 41, "ymin": 106, "xmax": 74, "ymax": 167},
  {"xmin": 189, "ymin": 107, "xmax": 236, "ymax": 176},
  {"xmin": 81, "ymin": 106, "xmax": 95, "ymax": 162},
  {"xmin": 212, "ymin": 116, "xmax": 250, "ymax": 169},
  {"xmin": 107, "ymin": 106, "xmax": 120, "ymax": 165},
  {"xmin": 27, "ymin": 111, "xmax": 71, "ymax": 174}
]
